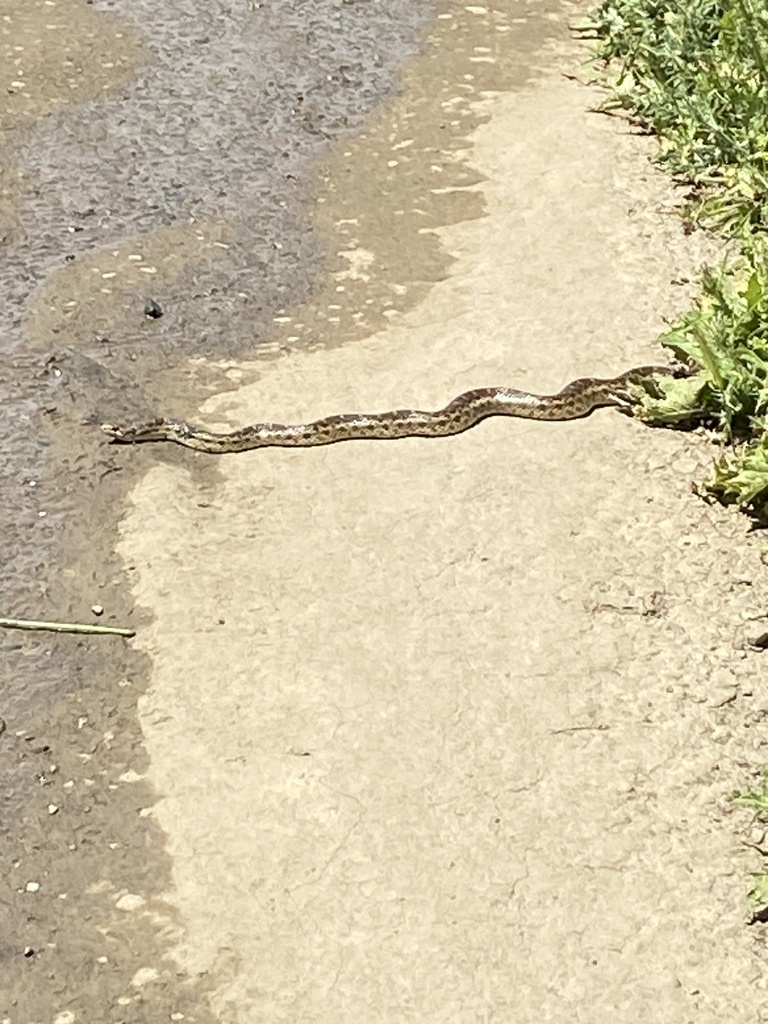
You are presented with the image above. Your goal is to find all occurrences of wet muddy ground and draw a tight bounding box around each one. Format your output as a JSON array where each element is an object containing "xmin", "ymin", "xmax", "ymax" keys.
[{"xmin": 1, "ymin": 0, "xmax": 447, "ymax": 702}]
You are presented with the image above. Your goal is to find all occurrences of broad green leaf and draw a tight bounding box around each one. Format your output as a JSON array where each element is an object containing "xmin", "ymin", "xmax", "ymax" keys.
[{"xmin": 745, "ymin": 271, "xmax": 763, "ymax": 309}]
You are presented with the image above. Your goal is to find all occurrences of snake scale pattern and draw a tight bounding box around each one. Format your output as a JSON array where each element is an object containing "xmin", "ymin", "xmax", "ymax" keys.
[{"xmin": 101, "ymin": 364, "xmax": 685, "ymax": 454}]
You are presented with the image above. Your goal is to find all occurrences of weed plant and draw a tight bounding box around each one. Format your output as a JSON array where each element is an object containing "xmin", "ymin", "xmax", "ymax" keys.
[
  {"xmin": 589, "ymin": 0, "xmax": 768, "ymax": 233},
  {"xmin": 586, "ymin": 0, "xmax": 768, "ymax": 517}
]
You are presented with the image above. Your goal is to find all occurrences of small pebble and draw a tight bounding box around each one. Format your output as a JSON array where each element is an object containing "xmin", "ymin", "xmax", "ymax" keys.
[
  {"xmin": 115, "ymin": 893, "xmax": 146, "ymax": 911},
  {"xmin": 90, "ymin": 605, "xmax": 103, "ymax": 616},
  {"xmin": 48, "ymin": 804, "xmax": 59, "ymax": 815},
  {"xmin": 131, "ymin": 966, "xmax": 159, "ymax": 987},
  {"xmin": 25, "ymin": 882, "xmax": 40, "ymax": 893}
]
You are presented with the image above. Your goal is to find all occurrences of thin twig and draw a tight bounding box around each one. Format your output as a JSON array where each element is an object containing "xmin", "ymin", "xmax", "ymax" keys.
[{"xmin": 0, "ymin": 616, "xmax": 135, "ymax": 638}]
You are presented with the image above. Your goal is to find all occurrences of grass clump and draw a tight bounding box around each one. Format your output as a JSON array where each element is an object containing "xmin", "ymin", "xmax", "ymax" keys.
[
  {"xmin": 589, "ymin": 0, "xmax": 768, "ymax": 234},
  {"xmin": 584, "ymin": 0, "xmax": 768, "ymax": 519}
]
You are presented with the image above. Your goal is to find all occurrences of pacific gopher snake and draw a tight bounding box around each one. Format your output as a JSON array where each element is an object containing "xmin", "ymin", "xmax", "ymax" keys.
[{"xmin": 101, "ymin": 364, "xmax": 688, "ymax": 454}]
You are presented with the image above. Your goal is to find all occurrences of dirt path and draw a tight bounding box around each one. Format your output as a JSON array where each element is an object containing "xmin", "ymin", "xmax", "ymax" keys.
[{"xmin": 112, "ymin": 6, "xmax": 768, "ymax": 1022}]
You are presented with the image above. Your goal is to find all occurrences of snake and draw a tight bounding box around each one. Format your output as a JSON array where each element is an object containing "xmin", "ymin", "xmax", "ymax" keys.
[{"xmin": 100, "ymin": 364, "xmax": 688, "ymax": 454}]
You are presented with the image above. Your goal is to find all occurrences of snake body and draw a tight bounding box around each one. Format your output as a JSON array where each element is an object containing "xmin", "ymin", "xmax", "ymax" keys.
[{"xmin": 101, "ymin": 364, "xmax": 684, "ymax": 454}]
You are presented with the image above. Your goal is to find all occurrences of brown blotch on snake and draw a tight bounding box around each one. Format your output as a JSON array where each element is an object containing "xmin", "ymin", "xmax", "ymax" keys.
[{"xmin": 100, "ymin": 364, "xmax": 690, "ymax": 455}]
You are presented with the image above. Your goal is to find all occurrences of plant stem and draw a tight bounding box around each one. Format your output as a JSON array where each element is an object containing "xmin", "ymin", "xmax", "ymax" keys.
[{"xmin": 0, "ymin": 616, "xmax": 135, "ymax": 638}]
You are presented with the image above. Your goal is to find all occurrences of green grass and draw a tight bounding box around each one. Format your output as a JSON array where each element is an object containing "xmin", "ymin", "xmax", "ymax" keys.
[
  {"xmin": 589, "ymin": 0, "xmax": 768, "ymax": 234},
  {"xmin": 585, "ymin": 0, "xmax": 768, "ymax": 519}
]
